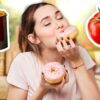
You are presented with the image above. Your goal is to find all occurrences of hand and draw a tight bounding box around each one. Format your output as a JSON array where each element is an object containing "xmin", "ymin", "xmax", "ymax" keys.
[
  {"xmin": 39, "ymin": 70, "xmax": 68, "ymax": 92},
  {"xmin": 56, "ymin": 37, "xmax": 83, "ymax": 68},
  {"xmin": 31, "ymin": 70, "xmax": 68, "ymax": 100}
]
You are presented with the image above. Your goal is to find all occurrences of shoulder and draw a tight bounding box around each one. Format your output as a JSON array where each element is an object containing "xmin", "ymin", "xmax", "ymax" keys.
[
  {"xmin": 15, "ymin": 51, "xmax": 35, "ymax": 59},
  {"xmin": 8, "ymin": 51, "xmax": 37, "ymax": 78},
  {"xmin": 9, "ymin": 52, "xmax": 37, "ymax": 70},
  {"xmin": 13, "ymin": 51, "xmax": 36, "ymax": 62}
]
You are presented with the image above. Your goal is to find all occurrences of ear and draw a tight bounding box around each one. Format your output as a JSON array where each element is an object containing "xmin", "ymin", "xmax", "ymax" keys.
[{"xmin": 27, "ymin": 34, "xmax": 40, "ymax": 44}]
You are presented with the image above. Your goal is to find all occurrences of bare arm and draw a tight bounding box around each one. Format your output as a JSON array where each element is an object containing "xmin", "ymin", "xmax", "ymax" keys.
[
  {"xmin": 30, "ymin": 72, "xmax": 67, "ymax": 100},
  {"xmin": 56, "ymin": 37, "xmax": 100, "ymax": 99},
  {"xmin": 7, "ymin": 85, "xmax": 28, "ymax": 100},
  {"xmin": 7, "ymin": 72, "xmax": 67, "ymax": 100},
  {"xmin": 7, "ymin": 84, "xmax": 48, "ymax": 100},
  {"xmin": 73, "ymin": 65, "xmax": 100, "ymax": 100},
  {"xmin": 30, "ymin": 86, "xmax": 48, "ymax": 100}
]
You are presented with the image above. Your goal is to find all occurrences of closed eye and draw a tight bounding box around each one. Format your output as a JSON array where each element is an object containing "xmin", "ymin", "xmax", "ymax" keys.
[
  {"xmin": 56, "ymin": 14, "xmax": 64, "ymax": 20},
  {"xmin": 57, "ymin": 16, "xmax": 64, "ymax": 20},
  {"xmin": 44, "ymin": 22, "xmax": 51, "ymax": 26}
]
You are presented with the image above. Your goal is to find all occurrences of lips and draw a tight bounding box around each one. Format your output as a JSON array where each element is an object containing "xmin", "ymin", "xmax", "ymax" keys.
[
  {"xmin": 60, "ymin": 29, "xmax": 65, "ymax": 33},
  {"xmin": 58, "ymin": 28, "xmax": 70, "ymax": 36}
]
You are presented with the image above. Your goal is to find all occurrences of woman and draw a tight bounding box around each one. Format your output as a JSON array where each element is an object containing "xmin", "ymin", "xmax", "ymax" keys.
[{"xmin": 7, "ymin": 2, "xmax": 100, "ymax": 100}]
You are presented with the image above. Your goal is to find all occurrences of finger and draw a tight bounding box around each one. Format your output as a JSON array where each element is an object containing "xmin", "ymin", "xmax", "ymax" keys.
[
  {"xmin": 56, "ymin": 35, "xmax": 60, "ymax": 40},
  {"xmin": 61, "ymin": 37, "xmax": 71, "ymax": 50},
  {"xmin": 58, "ymin": 37, "xmax": 64, "ymax": 47},
  {"xmin": 41, "ymin": 72, "xmax": 45, "ymax": 81},
  {"xmin": 56, "ymin": 39, "xmax": 64, "ymax": 52},
  {"xmin": 56, "ymin": 35, "xmax": 63, "ymax": 41},
  {"xmin": 65, "ymin": 70, "xmax": 69, "ymax": 83},
  {"xmin": 69, "ymin": 38, "xmax": 76, "ymax": 48},
  {"xmin": 54, "ymin": 77, "xmax": 65, "ymax": 88},
  {"xmin": 64, "ymin": 64, "xmax": 66, "ymax": 68},
  {"xmin": 60, "ymin": 77, "xmax": 66, "ymax": 87}
]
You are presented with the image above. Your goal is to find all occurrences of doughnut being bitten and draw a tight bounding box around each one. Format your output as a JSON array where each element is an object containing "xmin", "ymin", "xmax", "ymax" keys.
[
  {"xmin": 59, "ymin": 25, "xmax": 78, "ymax": 41},
  {"xmin": 42, "ymin": 62, "xmax": 66, "ymax": 84}
]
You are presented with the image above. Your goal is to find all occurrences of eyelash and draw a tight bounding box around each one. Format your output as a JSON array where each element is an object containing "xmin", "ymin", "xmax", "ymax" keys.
[
  {"xmin": 44, "ymin": 23, "xmax": 51, "ymax": 26},
  {"xmin": 44, "ymin": 16, "xmax": 64, "ymax": 27},
  {"xmin": 57, "ymin": 16, "xmax": 63, "ymax": 20}
]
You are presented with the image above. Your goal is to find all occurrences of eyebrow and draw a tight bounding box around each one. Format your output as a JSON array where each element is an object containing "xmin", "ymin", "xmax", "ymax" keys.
[{"xmin": 40, "ymin": 10, "xmax": 61, "ymax": 23}]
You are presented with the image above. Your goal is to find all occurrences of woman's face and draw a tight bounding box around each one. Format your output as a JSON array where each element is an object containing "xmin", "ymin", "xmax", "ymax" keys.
[{"xmin": 34, "ymin": 5, "xmax": 69, "ymax": 49}]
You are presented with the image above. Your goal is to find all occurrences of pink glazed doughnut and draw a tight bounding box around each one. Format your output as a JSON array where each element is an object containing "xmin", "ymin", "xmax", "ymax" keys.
[
  {"xmin": 59, "ymin": 25, "xmax": 78, "ymax": 41},
  {"xmin": 42, "ymin": 62, "xmax": 66, "ymax": 84}
]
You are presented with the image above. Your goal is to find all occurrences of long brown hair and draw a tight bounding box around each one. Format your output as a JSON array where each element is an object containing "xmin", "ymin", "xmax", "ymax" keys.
[{"xmin": 18, "ymin": 2, "xmax": 54, "ymax": 55}]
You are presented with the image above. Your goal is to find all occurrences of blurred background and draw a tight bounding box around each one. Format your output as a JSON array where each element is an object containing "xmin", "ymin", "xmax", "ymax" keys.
[{"xmin": 0, "ymin": 0, "xmax": 100, "ymax": 99}]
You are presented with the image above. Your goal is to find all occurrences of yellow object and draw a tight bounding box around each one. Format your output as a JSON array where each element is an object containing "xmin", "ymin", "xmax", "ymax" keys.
[
  {"xmin": 0, "ymin": 11, "xmax": 6, "ymax": 17},
  {"xmin": 64, "ymin": 31, "xmax": 78, "ymax": 41}
]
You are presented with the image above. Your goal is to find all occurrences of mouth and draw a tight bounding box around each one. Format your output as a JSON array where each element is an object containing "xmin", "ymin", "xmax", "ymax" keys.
[
  {"xmin": 60, "ymin": 29, "xmax": 65, "ymax": 33},
  {"xmin": 58, "ymin": 29, "xmax": 67, "ymax": 35}
]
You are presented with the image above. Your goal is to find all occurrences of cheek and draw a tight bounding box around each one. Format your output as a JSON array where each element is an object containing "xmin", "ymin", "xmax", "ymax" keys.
[
  {"xmin": 36, "ymin": 26, "xmax": 55, "ymax": 42},
  {"xmin": 62, "ymin": 18, "xmax": 69, "ymax": 27},
  {"xmin": 64, "ymin": 20, "xmax": 69, "ymax": 27},
  {"xmin": 35, "ymin": 25, "xmax": 54, "ymax": 38}
]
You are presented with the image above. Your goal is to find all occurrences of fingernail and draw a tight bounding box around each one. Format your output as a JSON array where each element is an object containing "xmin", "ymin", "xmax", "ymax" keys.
[
  {"xmin": 66, "ymin": 41, "xmax": 70, "ymax": 45},
  {"xmin": 57, "ymin": 38, "xmax": 59, "ymax": 42},
  {"xmin": 61, "ymin": 37, "xmax": 63, "ymax": 40},
  {"xmin": 61, "ymin": 41, "xmax": 64, "ymax": 47},
  {"xmin": 67, "ymin": 37, "xmax": 70, "ymax": 40},
  {"xmin": 66, "ymin": 69, "xmax": 68, "ymax": 73},
  {"xmin": 64, "ymin": 76, "xmax": 66, "ymax": 79}
]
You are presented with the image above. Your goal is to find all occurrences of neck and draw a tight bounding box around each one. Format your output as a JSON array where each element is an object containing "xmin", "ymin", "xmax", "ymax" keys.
[{"xmin": 39, "ymin": 48, "xmax": 65, "ymax": 65}]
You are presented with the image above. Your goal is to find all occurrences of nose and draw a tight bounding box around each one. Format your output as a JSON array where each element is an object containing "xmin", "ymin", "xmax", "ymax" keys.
[
  {"xmin": 55, "ymin": 22, "xmax": 64, "ymax": 31},
  {"xmin": 57, "ymin": 24, "xmax": 64, "ymax": 29}
]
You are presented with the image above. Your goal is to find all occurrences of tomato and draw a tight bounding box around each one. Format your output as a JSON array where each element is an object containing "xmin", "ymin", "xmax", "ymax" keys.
[{"xmin": 88, "ymin": 8, "xmax": 100, "ymax": 45}]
